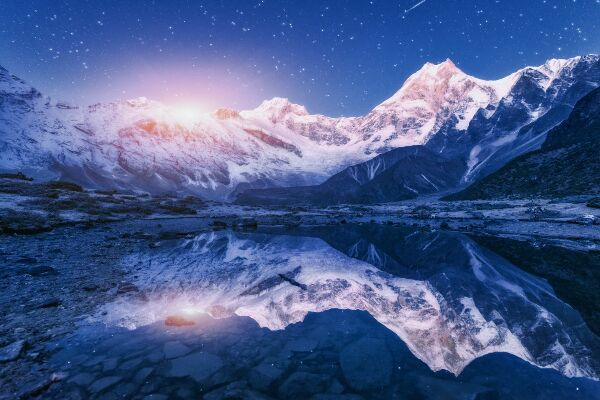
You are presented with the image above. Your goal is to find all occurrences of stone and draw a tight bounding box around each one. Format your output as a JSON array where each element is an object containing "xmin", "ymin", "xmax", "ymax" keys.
[
  {"xmin": 0, "ymin": 340, "xmax": 26, "ymax": 362},
  {"xmin": 19, "ymin": 256, "xmax": 38, "ymax": 264},
  {"xmin": 327, "ymin": 379, "xmax": 345, "ymax": 394},
  {"xmin": 38, "ymin": 297, "xmax": 61, "ymax": 308},
  {"xmin": 210, "ymin": 220, "xmax": 228, "ymax": 229},
  {"xmin": 82, "ymin": 355, "xmax": 106, "ymax": 367},
  {"xmin": 24, "ymin": 265, "xmax": 57, "ymax": 276},
  {"xmin": 176, "ymin": 387, "xmax": 195, "ymax": 398},
  {"xmin": 119, "ymin": 356, "xmax": 144, "ymax": 370},
  {"xmin": 113, "ymin": 383, "xmax": 137, "ymax": 397},
  {"xmin": 68, "ymin": 354, "xmax": 89, "ymax": 366},
  {"xmin": 284, "ymin": 338, "xmax": 318, "ymax": 353},
  {"xmin": 134, "ymin": 367, "xmax": 154, "ymax": 383},
  {"xmin": 234, "ymin": 218, "xmax": 258, "ymax": 229},
  {"xmin": 163, "ymin": 341, "xmax": 191, "ymax": 359},
  {"xmin": 116, "ymin": 282, "xmax": 143, "ymax": 296},
  {"xmin": 248, "ymin": 362, "xmax": 285, "ymax": 390},
  {"xmin": 69, "ymin": 372, "xmax": 95, "ymax": 386},
  {"xmin": 278, "ymin": 372, "xmax": 331, "ymax": 399},
  {"xmin": 146, "ymin": 349, "xmax": 164, "ymax": 363},
  {"xmin": 102, "ymin": 358, "xmax": 119, "ymax": 371},
  {"xmin": 164, "ymin": 315, "xmax": 195, "ymax": 327},
  {"xmin": 204, "ymin": 381, "xmax": 271, "ymax": 400},
  {"xmin": 140, "ymin": 382, "xmax": 158, "ymax": 394},
  {"xmin": 168, "ymin": 352, "xmax": 224, "ymax": 383},
  {"xmin": 89, "ymin": 376, "xmax": 122, "ymax": 393},
  {"xmin": 17, "ymin": 377, "xmax": 56, "ymax": 399},
  {"xmin": 339, "ymin": 338, "xmax": 392, "ymax": 391},
  {"xmin": 144, "ymin": 395, "xmax": 169, "ymax": 400},
  {"xmin": 0, "ymin": 339, "xmax": 25, "ymax": 362}
]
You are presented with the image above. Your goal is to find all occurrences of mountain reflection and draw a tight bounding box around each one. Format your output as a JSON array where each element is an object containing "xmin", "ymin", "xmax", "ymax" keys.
[{"xmin": 99, "ymin": 225, "xmax": 600, "ymax": 380}]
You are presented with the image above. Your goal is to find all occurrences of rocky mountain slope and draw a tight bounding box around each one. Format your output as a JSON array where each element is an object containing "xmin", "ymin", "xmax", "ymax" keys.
[
  {"xmin": 1, "ymin": 55, "xmax": 598, "ymax": 201},
  {"xmin": 236, "ymin": 146, "xmax": 465, "ymax": 205},
  {"xmin": 446, "ymin": 86, "xmax": 600, "ymax": 200},
  {"xmin": 427, "ymin": 55, "xmax": 600, "ymax": 183}
]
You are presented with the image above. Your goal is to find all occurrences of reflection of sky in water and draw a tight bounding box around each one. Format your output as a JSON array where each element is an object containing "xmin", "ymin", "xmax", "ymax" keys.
[{"xmin": 97, "ymin": 229, "xmax": 600, "ymax": 380}]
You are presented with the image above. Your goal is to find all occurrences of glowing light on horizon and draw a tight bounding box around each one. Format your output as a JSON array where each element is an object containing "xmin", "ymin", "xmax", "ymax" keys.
[{"xmin": 168, "ymin": 103, "xmax": 212, "ymax": 127}]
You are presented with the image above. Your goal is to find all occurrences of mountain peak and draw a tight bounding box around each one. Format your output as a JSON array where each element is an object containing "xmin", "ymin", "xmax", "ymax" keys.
[
  {"xmin": 375, "ymin": 58, "xmax": 471, "ymax": 111},
  {"xmin": 213, "ymin": 108, "xmax": 240, "ymax": 120},
  {"xmin": 253, "ymin": 97, "xmax": 309, "ymax": 118},
  {"xmin": 419, "ymin": 58, "xmax": 462, "ymax": 75}
]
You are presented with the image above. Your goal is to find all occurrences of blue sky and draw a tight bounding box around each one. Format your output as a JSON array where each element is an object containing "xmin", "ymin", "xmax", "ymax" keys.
[{"xmin": 1, "ymin": 0, "xmax": 599, "ymax": 115}]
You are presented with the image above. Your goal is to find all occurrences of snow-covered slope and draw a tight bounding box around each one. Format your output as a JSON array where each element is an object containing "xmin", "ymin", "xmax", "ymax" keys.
[
  {"xmin": 98, "ymin": 230, "xmax": 599, "ymax": 379},
  {"xmin": 1, "ymin": 55, "xmax": 598, "ymax": 200}
]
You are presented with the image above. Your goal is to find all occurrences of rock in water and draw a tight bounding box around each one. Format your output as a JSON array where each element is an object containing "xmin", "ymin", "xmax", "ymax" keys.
[
  {"xmin": 163, "ymin": 341, "xmax": 192, "ymax": 359},
  {"xmin": 168, "ymin": 352, "xmax": 224, "ymax": 383},
  {"xmin": 277, "ymin": 372, "xmax": 331, "ymax": 399},
  {"xmin": 340, "ymin": 338, "xmax": 393, "ymax": 391},
  {"xmin": 164, "ymin": 315, "xmax": 195, "ymax": 327},
  {"xmin": 248, "ymin": 362, "xmax": 285, "ymax": 390}
]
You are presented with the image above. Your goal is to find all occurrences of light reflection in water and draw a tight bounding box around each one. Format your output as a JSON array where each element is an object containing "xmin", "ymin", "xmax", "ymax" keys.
[{"xmin": 95, "ymin": 229, "xmax": 599, "ymax": 380}]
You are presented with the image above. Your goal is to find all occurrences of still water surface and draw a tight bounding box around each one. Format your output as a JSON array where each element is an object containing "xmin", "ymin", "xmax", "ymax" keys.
[{"xmin": 47, "ymin": 225, "xmax": 600, "ymax": 399}]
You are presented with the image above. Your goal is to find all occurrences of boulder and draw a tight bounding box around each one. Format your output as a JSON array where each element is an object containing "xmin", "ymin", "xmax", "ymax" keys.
[
  {"xmin": 168, "ymin": 352, "xmax": 224, "ymax": 384},
  {"xmin": 248, "ymin": 362, "xmax": 285, "ymax": 390},
  {"xmin": 278, "ymin": 372, "xmax": 331, "ymax": 399}
]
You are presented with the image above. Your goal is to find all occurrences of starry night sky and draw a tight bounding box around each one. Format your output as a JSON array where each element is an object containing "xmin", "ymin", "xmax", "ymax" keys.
[{"xmin": 1, "ymin": 0, "xmax": 599, "ymax": 116}]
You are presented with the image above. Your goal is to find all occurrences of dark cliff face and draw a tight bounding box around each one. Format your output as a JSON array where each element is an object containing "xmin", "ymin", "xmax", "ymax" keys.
[
  {"xmin": 542, "ymin": 86, "xmax": 600, "ymax": 150},
  {"xmin": 236, "ymin": 146, "xmax": 465, "ymax": 206},
  {"xmin": 445, "ymin": 87, "xmax": 600, "ymax": 200}
]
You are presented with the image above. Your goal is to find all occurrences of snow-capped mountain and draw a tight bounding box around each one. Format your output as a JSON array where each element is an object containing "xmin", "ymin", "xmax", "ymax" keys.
[
  {"xmin": 98, "ymin": 230, "xmax": 599, "ymax": 379},
  {"xmin": 427, "ymin": 54, "xmax": 600, "ymax": 182},
  {"xmin": 1, "ymin": 55, "xmax": 598, "ymax": 200}
]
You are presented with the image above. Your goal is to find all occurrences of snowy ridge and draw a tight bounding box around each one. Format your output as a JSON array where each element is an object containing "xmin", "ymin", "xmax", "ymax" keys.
[
  {"xmin": 1, "ymin": 55, "xmax": 598, "ymax": 199},
  {"xmin": 98, "ymin": 231, "xmax": 599, "ymax": 379},
  {"xmin": 452, "ymin": 54, "xmax": 600, "ymax": 183}
]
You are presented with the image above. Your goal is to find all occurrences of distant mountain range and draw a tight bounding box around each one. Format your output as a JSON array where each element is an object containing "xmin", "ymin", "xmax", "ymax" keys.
[
  {"xmin": 446, "ymin": 86, "xmax": 600, "ymax": 200},
  {"xmin": 1, "ymin": 54, "xmax": 599, "ymax": 201},
  {"xmin": 236, "ymin": 146, "xmax": 465, "ymax": 205}
]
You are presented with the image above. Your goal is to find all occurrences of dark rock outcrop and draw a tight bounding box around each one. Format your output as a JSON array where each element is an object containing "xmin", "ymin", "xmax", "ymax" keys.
[{"xmin": 446, "ymin": 86, "xmax": 600, "ymax": 200}]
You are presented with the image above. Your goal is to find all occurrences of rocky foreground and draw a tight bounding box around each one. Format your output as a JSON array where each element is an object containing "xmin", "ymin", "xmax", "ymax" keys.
[
  {"xmin": 1, "ymin": 176, "xmax": 600, "ymax": 398},
  {"xmin": 1, "ymin": 174, "xmax": 599, "ymax": 246}
]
